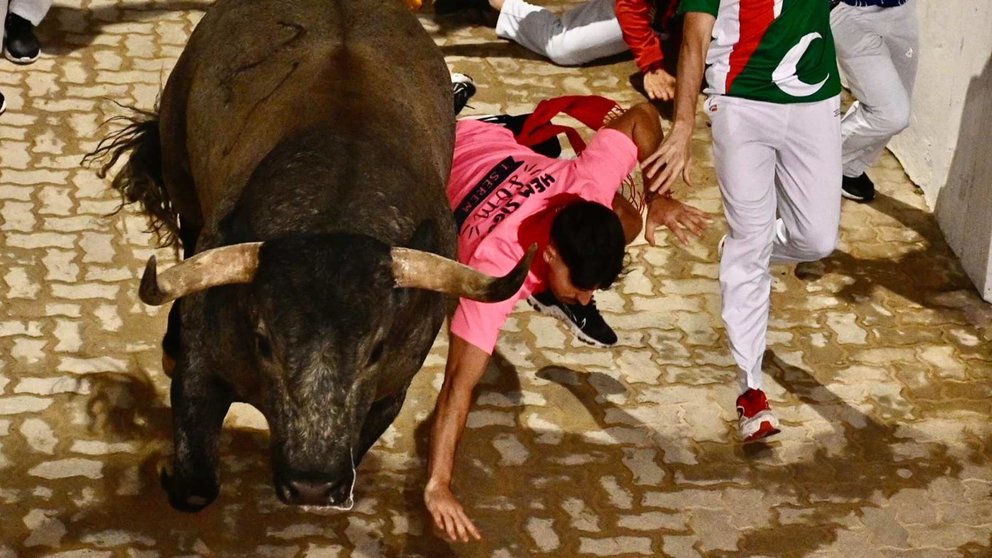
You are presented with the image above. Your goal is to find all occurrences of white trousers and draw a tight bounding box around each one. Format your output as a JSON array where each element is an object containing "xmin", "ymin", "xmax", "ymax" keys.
[
  {"xmin": 495, "ymin": 0, "xmax": 627, "ymax": 67},
  {"xmin": 831, "ymin": 0, "xmax": 919, "ymax": 178},
  {"xmin": 708, "ymin": 95, "xmax": 842, "ymax": 392},
  {"xmin": 8, "ymin": 0, "xmax": 52, "ymax": 25}
]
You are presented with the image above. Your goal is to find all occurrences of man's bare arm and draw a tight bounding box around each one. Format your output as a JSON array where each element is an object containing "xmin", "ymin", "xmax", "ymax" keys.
[
  {"xmin": 642, "ymin": 12, "xmax": 716, "ymax": 195},
  {"xmin": 604, "ymin": 101, "xmax": 713, "ymax": 244},
  {"xmin": 424, "ymin": 333, "xmax": 490, "ymax": 542},
  {"xmin": 604, "ymin": 101, "xmax": 664, "ymax": 162}
]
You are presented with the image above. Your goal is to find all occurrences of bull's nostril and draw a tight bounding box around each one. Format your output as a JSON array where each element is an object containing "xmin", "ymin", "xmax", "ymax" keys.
[
  {"xmin": 327, "ymin": 479, "xmax": 352, "ymax": 506},
  {"xmin": 286, "ymin": 478, "xmax": 335, "ymax": 505}
]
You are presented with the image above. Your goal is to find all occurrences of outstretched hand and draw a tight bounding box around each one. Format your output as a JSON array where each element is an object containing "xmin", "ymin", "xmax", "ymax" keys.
[
  {"xmin": 641, "ymin": 124, "xmax": 694, "ymax": 196},
  {"xmin": 425, "ymin": 479, "xmax": 482, "ymax": 543},
  {"xmin": 643, "ymin": 69, "xmax": 676, "ymax": 102},
  {"xmin": 644, "ymin": 196, "xmax": 711, "ymax": 246}
]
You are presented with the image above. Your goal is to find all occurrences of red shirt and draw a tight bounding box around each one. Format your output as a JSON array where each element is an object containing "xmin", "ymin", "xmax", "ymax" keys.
[{"xmin": 615, "ymin": 0, "xmax": 681, "ymax": 73}]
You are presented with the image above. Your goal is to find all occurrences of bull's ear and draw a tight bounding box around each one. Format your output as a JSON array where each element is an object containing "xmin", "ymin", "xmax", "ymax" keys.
[{"xmin": 405, "ymin": 219, "xmax": 441, "ymax": 254}]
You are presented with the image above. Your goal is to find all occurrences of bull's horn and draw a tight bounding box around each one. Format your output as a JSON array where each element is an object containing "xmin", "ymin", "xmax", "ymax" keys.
[
  {"xmin": 391, "ymin": 244, "xmax": 537, "ymax": 302},
  {"xmin": 139, "ymin": 242, "xmax": 264, "ymax": 305}
]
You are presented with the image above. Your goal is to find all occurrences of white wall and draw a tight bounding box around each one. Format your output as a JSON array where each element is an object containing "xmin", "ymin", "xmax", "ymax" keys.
[{"xmin": 888, "ymin": 0, "xmax": 992, "ymax": 302}]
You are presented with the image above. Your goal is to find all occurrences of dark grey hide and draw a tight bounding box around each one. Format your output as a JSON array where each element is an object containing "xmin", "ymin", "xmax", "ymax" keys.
[{"xmin": 99, "ymin": 0, "xmax": 461, "ymax": 511}]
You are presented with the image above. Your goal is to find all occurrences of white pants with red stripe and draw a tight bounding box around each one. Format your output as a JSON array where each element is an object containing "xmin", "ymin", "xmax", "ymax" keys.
[
  {"xmin": 707, "ymin": 95, "xmax": 842, "ymax": 392},
  {"xmin": 495, "ymin": 0, "xmax": 627, "ymax": 67},
  {"xmin": 831, "ymin": 0, "xmax": 918, "ymax": 178}
]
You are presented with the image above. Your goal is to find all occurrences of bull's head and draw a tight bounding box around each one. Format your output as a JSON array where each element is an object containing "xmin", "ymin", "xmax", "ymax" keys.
[{"xmin": 142, "ymin": 234, "xmax": 533, "ymax": 509}]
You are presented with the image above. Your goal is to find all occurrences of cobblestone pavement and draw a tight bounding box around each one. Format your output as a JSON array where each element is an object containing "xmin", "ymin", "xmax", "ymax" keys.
[{"xmin": 1, "ymin": 2, "xmax": 991, "ymax": 557}]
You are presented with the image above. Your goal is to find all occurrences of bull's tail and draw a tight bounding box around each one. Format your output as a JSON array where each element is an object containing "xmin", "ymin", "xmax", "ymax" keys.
[{"xmin": 85, "ymin": 108, "xmax": 181, "ymax": 248}]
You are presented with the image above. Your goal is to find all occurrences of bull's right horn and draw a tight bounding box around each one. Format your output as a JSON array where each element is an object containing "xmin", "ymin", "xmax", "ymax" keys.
[
  {"xmin": 139, "ymin": 242, "xmax": 264, "ymax": 305},
  {"xmin": 391, "ymin": 244, "xmax": 537, "ymax": 302}
]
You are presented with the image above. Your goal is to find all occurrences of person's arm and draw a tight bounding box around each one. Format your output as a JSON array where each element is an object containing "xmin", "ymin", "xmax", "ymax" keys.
[
  {"xmin": 603, "ymin": 103, "xmax": 711, "ymax": 244},
  {"xmin": 641, "ymin": 11, "xmax": 716, "ymax": 195},
  {"xmin": 644, "ymin": 195, "xmax": 711, "ymax": 245},
  {"xmin": 616, "ymin": 0, "xmax": 662, "ymax": 72},
  {"xmin": 643, "ymin": 68, "xmax": 677, "ymax": 102},
  {"xmin": 424, "ymin": 333, "xmax": 490, "ymax": 543},
  {"xmin": 604, "ymin": 101, "xmax": 665, "ymax": 162},
  {"xmin": 616, "ymin": 0, "xmax": 676, "ymax": 101}
]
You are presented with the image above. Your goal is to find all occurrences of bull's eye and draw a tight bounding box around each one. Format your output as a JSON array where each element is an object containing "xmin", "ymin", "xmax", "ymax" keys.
[
  {"xmin": 368, "ymin": 341, "xmax": 385, "ymax": 366},
  {"xmin": 255, "ymin": 331, "xmax": 273, "ymax": 360}
]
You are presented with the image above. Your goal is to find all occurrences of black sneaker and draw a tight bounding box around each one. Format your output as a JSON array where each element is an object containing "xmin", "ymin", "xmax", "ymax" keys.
[
  {"xmin": 527, "ymin": 290, "xmax": 618, "ymax": 347},
  {"xmin": 4, "ymin": 13, "xmax": 40, "ymax": 64},
  {"xmin": 434, "ymin": 0, "xmax": 491, "ymax": 15},
  {"xmin": 0, "ymin": 91, "xmax": 6, "ymax": 115},
  {"xmin": 476, "ymin": 113, "xmax": 562, "ymax": 158},
  {"xmin": 452, "ymin": 73, "xmax": 476, "ymax": 116},
  {"xmin": 841, "ymin": 173, "xmax": 875, "ymax": 203}
]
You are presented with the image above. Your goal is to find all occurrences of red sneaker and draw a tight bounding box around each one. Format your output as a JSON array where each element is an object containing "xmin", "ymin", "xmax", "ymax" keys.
[{"xmin": 736, "ymin": 389, "xmax": 781, "ymax": 443}]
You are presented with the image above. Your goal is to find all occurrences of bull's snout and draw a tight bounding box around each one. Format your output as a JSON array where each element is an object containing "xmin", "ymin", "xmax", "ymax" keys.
[{"xmin": 276, "ymin": 473, "xmax": 354, "ymax": 509}]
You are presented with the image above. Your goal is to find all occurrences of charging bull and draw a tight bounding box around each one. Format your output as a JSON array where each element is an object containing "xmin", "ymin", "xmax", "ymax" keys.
[{"xmin": 89, "ymin": 0, "xmax": 532, "ymax": 511}]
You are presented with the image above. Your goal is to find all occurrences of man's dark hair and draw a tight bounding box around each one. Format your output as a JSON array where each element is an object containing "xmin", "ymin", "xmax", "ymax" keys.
[{"xmin": 549, "ymin": 201, "xmax": 625, "ymax": 290}]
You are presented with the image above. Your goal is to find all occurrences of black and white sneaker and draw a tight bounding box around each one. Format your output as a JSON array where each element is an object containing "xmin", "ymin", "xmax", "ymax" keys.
[
  {"xmin": 4, "ymin": 13, "xmax": 40, "ymax": 64},
  {"xmin": 452, "ymin": 73, "xmax": 476, "ymax": 116},
  {"xmin": 841, "ymin": 173, "xmax": 875, "ymax": 203},
  {"xmin": 0, "ymin": 91, "xmax": 6, "ymax": 115},
  {"xmin": 527, "ymin": 290, "xmax": 618, "ymax": 347}
]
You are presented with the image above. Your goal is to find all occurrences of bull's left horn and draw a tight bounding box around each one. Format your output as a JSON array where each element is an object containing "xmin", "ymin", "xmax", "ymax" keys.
[
  {"xmin": 139, "ymin": 242, "xmax": 264, "ymax": 305},
  {"xmin": 391, "ymin": 244, "xmax": 537, "ymax": 302}
]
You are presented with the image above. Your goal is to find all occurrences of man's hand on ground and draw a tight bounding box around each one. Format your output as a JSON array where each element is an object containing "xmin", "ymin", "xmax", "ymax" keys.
[
  {"xmin": 645, "ymin": 196, "xmax": 711, "ymax": 245},
  {"xmin": 424, "ymin": 478, "xmax": 482, "ymax": 543},
  {"xmin": 643, "ymin": 69, "xmax": 676, "ymax": 102}
]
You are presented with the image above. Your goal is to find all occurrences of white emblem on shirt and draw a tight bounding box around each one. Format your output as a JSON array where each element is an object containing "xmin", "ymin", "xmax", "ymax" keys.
[{"xmin": 773, "ymin": 32, "xmax": 829, "ymax": 97}]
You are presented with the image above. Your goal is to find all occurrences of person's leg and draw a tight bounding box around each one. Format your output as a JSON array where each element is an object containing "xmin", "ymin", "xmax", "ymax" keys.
[
  {"xmin": 496, "ymin": 0, "xmax": 626, "ymax": 66},
  {"xmin": 5, "ymin": 0, "xmax": 51, "ymax": 64},
  {"xmin": 770, "ymin": 97, "xmax": 842, "ymax": 267},
  {"xmin": 712, "ymin": 95, "xmax": 785, "ymax": 442},
  {"xmin": 0, "ymin": 0, "xmax": 7, "ymax": 45},
  {"xmin": 7, "ymin": 0, "xmax": 51, "ymax": 24},
  {"xmin": 710, "ymin": 96, "xmax": 782, "ymax": 393},
  {"xmin": 882, "ymin": 1, "xmax": 920, "ymax": 109},
  {"xmin": 831, "ymin": 4, "xmax": 913, "ymax": 180}
]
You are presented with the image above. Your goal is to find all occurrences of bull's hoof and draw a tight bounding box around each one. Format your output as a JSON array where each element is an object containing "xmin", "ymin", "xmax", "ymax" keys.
[{"xmin": 161, "ymin": 468, "xmax": 218, "ymax": 513}]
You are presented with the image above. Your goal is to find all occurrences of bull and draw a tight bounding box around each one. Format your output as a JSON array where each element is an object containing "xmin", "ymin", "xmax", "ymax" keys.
[{"xmin": 89, "ymin": 0, "xmax": 531, "ymax": 511}]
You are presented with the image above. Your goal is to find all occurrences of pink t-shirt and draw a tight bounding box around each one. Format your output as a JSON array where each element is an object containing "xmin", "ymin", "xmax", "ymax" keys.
[{"xmin": 448, "ymin": 119, "xmax": 638, "ymax": 353}]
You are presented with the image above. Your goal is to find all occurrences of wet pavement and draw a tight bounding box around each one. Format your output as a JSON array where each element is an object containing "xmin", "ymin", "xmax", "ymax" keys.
[{"xmin": 0, "ymin": 1, "xmax": 990, "ymax": 556}]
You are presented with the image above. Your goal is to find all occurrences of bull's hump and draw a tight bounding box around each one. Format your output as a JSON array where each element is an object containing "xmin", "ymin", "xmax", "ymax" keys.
[{"xmin": 176, "ymin": 0, "xmax": 452, "ymax": 226}]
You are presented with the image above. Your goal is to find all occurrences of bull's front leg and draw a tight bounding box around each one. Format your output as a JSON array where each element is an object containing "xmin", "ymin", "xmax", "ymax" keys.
[{"xmin": 161, "ymin": 364, "xmax": 234, "ymax": 512}]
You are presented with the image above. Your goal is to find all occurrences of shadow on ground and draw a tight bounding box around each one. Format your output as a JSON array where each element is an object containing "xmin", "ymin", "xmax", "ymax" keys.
[{"xmin": 43, "ymin": 2, "xmax": 211, "ymax": 55}]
